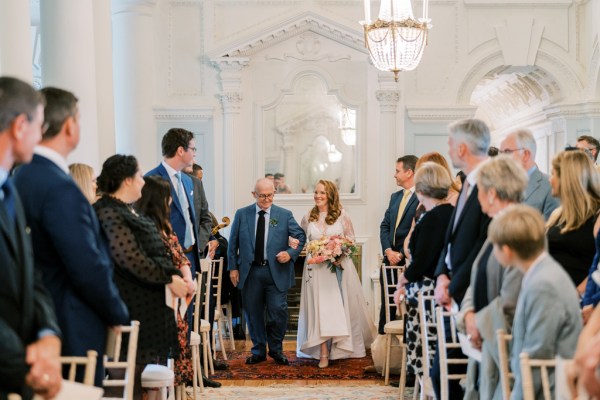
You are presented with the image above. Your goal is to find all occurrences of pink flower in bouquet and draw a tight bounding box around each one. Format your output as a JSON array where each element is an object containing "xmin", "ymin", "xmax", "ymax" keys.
[{"xmin": 306, "ymin": 235, "xmax": 358, "ymax": 273}]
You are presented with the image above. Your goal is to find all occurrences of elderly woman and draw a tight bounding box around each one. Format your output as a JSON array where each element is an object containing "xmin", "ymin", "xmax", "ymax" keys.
[
  {"xmin": 393, "ymin": 162, "xmax": 454, "ymax": 379},
  {"xmin": 459, "ymin": 155, "xmax": 528, "ymax": 400},
  {"xmin": 94, "ymin": 155, "xmax": 187, "ymax": 398},
  {"xmin": 546, "ymin": 150, "xmax": 600, "ymax": 294}
]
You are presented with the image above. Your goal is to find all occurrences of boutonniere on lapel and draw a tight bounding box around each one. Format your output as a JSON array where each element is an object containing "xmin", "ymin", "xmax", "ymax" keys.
[{"xmin": 269, "ymin": 218, "xmax": 278, "ymax": 228}]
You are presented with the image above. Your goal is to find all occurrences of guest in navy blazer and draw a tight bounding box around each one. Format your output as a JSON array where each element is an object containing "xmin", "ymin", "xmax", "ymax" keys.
[
  {"xmin": 0, "ymin": 77, "xmax": 62, "ymax": 400},
  {"xmin": 228, "ymin": 178, "xmax": 306, "ymax": 365},
  {"xmin": 431, "ymin": 118, "xmax": 491, "ymax": 399},
  {"xmin": 378, "ymin": 155, "xmax": 419, "ymax": 334},
  {"xmin": 146, "ymin": 128, "xmax": 201, "ymax": 275},
  {"xmin": 13, "ymin": 87, "xmax": 129, "ymax": 387}
]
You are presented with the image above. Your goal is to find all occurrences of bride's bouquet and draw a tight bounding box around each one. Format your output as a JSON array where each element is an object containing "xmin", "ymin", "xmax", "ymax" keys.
[{"xmin": 306, "ymin": 235, "xmax": 358, "ymax": 273}]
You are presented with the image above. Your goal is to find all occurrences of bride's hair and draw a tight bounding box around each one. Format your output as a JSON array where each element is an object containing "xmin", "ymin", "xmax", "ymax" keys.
[{"xmin": 309, "ymin": 179, "xmax": 342, "ymax": 225}]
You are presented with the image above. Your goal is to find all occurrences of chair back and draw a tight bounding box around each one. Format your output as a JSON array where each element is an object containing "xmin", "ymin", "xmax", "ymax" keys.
[
  {"xmin": 60, "ymin": 350, "xmax": 98, "ymax": 386},
  {"xmin": 382, "ymin": 264, "xmax": 404, "ymax": 323},
  {"xmin": 436, "ymin": 307, "xmax": 468, "ymax": 400},
  {"xmin": 496, "ymin": 329, "xmax": 513, "ymax": 400},
  {"xmin": 199, "ymin": 259, "xmax": 213, "ymax": 326},
  {"xmin": 519, "ymin": 352, "xmax": 557, "ymax": 400},
  {"xmin": 103, "ymin": 320, "xmax": 140, "ymax": 400},
  {"xmin": 210, "ymin": 257, "xmax": 224, "ymax": 310},
  {"xmin": 418, "ymin": 293, "xmax": 438, "ymax": 379}
]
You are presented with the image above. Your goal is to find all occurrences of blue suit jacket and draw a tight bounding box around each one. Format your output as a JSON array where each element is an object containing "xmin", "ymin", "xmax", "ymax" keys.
[
  {"xmin": 0, "ymin": 179, "xmax": 60, "ymax": 399},
  {"xmin": 380, "ymin": 189, "xmax": 419, "ymax": 257},
  {"xmin": 146, "ymin": 164, "xmax": 199, "ymax": 271},
  {"xmin": 13, "ymin": 155, "xmax": 129, "ymax": 384},
  {"xmin": 227, "ymin": 204, "xmax": 306, "ymax": 291}
]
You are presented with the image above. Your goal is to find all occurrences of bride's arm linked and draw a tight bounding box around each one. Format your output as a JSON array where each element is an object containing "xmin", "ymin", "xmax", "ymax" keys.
[{"xmin": 340, "ymin": 210, "xmax": 355, "ymax": 240}]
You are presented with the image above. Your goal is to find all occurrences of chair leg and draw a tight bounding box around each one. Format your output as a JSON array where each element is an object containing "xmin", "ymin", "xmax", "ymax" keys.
[
  {"xmin": 211, "ymin": 325, "xmax": 217, "ymax": 361},
  {"xmin": 201, "ymin": 333, "xmax": 209, "ymax": 379},
  {"xmin": 384, "ymin": 333, "xmax": 391, "ymax": 385},
  {"xmin": 226, "ymin": 304, "xmax": 235, "ymax": 351},
  {"xmin": 206, "ymin": 338, "xmax": 215, "ymax": 375},
  {"xmin": 217, "ymin": 320, "xmax": 227, "ymax": 361},
  {"xmin": 399, "ymin": 341, "xmax": 407, "ymax": 400}
]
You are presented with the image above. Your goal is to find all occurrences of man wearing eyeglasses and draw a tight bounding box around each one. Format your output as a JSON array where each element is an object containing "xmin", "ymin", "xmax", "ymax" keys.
[
  {"xmin": 576, "ymin": 135, "xmax": 600, "ymax": 164},
  {"xmin": 499, "ymin": 129, "xmax": 558, "ymax": 220},
  {"xmin": 228, "ymin": 178, "xmax": 306, "ymax": 366}
]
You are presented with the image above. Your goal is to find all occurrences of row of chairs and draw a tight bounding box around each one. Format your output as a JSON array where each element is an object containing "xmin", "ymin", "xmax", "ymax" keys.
[
  {"xmin": 19, "ymin": 258, "xmax": 231, "ymax": 400},
  {"xmin": 380, "ymin": 264, "xmax": 564, "ymax": 400}
]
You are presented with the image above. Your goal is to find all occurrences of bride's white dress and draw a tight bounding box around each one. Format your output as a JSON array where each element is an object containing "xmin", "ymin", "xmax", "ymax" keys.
[{"xmin": 296, "ymin": 210, "xmax": 377, "ymax": 360}]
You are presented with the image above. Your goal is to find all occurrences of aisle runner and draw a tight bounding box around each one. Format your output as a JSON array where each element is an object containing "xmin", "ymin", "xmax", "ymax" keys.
[
  {"xmin": 198, "ymin": 384, "xmax": 408, "ymax": 400},
  {"xmin": 211, "ymin": 350, "xmax": 381, "ymax": 380}
]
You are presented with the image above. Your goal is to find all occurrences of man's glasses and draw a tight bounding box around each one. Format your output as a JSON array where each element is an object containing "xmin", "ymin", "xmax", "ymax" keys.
[
  {"xmin": 256, "ymin": 193, "xmax": 275, "ymax": 200},
  {"xmin": 187, "ymin": 147, "xmax": 197, "ymax": 153},
  {"xmin": 499, "ymin": 148, "xmax": 523, "ymax": 154}
]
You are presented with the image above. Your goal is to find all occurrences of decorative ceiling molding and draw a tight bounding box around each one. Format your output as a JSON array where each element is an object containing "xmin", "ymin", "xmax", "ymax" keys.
[
  {"xmin": 464, "ymin": 0, "xmax": 572, "ymax": 8},
  {"xmin": 406, "ymin": 106, "xmax": 478, "ymax": 122},
  {"xmin": 494, "ymin": 16, "xmax": 544, "ymax": 66},
  {"xmin": 207, "ymin": 11, "xmax": 366, "ymax": 58},
  {"xmin": 544, "ymin": 101, "xmax": 600, "ymax": 119},
  {"xmin": 153, "ymin": 107, "xmax": 214, "ymax": 120}
]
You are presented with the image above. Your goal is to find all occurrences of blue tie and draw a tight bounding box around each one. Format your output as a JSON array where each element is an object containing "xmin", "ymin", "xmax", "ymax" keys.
[{"xmin": 1, "ymin": 179, "xmax": 16, "ymax": 225}]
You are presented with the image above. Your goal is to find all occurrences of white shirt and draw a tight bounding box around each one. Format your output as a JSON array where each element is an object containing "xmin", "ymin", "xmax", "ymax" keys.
[
  {"xmin": 161, "ymin": 160, "xmax": 180, "ymax": 189},
  {"xmin": 35, "ymin": 146, "xmax": 69, "ymax": 174}
]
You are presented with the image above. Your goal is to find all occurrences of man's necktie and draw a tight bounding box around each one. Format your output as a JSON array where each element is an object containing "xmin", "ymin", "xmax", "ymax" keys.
[
  {"xmin": 392, "ymin": 190, "xmax": 411, "ymax": 246},
  {"xmin": 175, "ymin": 172, "xmax": 195, "ymax": 248},
  {"xmin": 1, "ymin": 179, "xmax": 16, "ymax": 226},
  {"xmin": 453, "ymin": 179, "xmax": 470, "ymax": 231},
  {"xmin": 255, "ymin": 210, "xmax": 266, "ymax": 263}
]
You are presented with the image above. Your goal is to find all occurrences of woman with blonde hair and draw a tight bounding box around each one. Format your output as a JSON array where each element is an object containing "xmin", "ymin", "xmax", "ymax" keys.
[
  {"xmin": 69, "ymin": 163, "xmax": 97, "ymax": 203},
  {"xmin": 547, "ymin": 150, "xmax": 600, "ymax": 292},
  {"xmin": 416, "ymin": 152, "xmax": 461, "ymax": 206},
  {"xmin": 296, "ymin": 179, "xmax": 376, "ymax": 368}
]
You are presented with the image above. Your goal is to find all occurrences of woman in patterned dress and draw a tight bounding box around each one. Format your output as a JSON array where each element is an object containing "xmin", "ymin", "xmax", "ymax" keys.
[
  {"xmin": 94, "ymin": 155, "xmax": 188, "ymax": 398},
  {"xmin": 135, "ymin": 175, "xmax": 197, "ymax": 386}
]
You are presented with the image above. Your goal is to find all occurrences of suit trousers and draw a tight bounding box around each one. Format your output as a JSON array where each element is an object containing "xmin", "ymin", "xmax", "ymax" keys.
[
  {"xmin": 431, "ymin": 315, "xmax": 467, "ymax": 399},
  {"xmin": 242, "ymin": 265, "xmax": 288, "ymax": 357}
]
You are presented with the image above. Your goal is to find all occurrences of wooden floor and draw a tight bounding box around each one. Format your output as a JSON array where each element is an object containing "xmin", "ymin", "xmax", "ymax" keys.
[{"xmin": 217, "ymin": 339, "xmax": 384, "ymax": 387}]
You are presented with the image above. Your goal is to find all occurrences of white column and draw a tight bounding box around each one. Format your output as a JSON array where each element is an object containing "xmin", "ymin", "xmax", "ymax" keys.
[
  {"xmin": 212, "ymin": 58, "xmax": 249, "ymax": 216},
  {"xmin": 376, "ymin": 89, "xmax": 401, "ymax": 175},
  {"xmin": 40, "ymin": 0, "xmax": 100, "ymax": 169},
  {"xmin": 112, "ymin": 0, "xmax": 158, "ymax": 171},
  {"xmin": 0, "ymin": 1, "xmax": 33, "ymax": 81}
]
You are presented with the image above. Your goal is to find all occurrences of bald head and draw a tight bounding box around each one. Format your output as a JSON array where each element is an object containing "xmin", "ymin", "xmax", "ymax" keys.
[
  {"xmin": 255, "ymin": 177, "xmax": 275, "ymax": 193},
  {"xmin": 253, "ymin": 178, "xmax": 276, "ymax": 210}
]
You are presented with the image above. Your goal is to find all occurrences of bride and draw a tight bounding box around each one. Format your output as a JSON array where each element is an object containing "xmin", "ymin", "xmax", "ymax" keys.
[{"xmin": 296, "ymin": 179, "xmax": 377, "ymax": 368}]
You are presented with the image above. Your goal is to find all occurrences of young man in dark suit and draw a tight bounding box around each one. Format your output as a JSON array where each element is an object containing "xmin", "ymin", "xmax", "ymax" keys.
[
  {"xmin": 378, "ymin": 155, "xmax": 419, "ymax": 334},
  {"xmin": 432, "ymin": 118, "xmax": 491, "ymax": 399},
  {"xmin": 0, "ymin": 77, "xmax": 62, "ymax": 400},
  {"xmin": 13, "ymin": 87, "xmax": 130, "ymax": 388}
]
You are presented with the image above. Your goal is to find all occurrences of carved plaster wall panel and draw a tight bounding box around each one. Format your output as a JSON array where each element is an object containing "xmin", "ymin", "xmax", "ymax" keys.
[{"xmin": 168, "ymin": 1, "xmax": 204, "ymax": 96}]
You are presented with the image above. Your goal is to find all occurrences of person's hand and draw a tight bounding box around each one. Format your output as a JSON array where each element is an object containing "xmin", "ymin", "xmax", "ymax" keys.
[
  {"xmin": 168, "ymin": 275, "xmax": 187, "ymax": 298},
  {"xmin": 385, "ymin": 249, "xmax": 403, "ymax": 266},
  {"xmin": 288, "ymin": 237, "xmax": 300, "ymax": 250},
  {"xmin": 230, "ymin": 270, "xmax": 240, "ymax": 287},
  {"xmin": 583, "ymin": 304, "xmax": 594, "ymax": 325},
  {"xmin": 464, "ymin": 311, "xmax": 482, "ymax": 350},
  {"xmin": 393, "ymin": 288, "xmax": 405, "ymax": 307},
  {"xmin": 276, "ymin": 251, "xmax": 291, "ymax": 263},
  {"xmin": 576, "ymin": 332, "xmax": 600, "ymax": 396},
  {"xmin": 25, "ymin": 335, "xmax": 62, "ymax": 400},
  {"xmin": 435, "ymin": 274, "xmax": 451, "ymax": 307},
  {"xmin": 398, "ymin": 273, "xmax": 409, "ymax": 287},
  {"xmin": 207, "ymin": 240, "xmax": 218, "ymax": 259},
  {"xmin": 184, "ymin": 277, "xmax": 196, "ymax": 296}
]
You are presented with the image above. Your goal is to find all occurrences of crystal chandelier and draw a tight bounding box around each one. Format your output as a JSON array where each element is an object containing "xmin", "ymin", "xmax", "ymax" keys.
[{"xmin": 361, "ymin": 0, "xmax": 432, "ymax": 82}]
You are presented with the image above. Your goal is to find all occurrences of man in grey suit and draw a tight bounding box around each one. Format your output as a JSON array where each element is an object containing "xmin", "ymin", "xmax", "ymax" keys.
[
  {"xmin": 228, "ymin": 178, "xmax": 306, "ymax": 365},
  {"xmin": 500, "ymin": 129, "xmax": 558, "ymax": 220},
  {"xmin": 489, "ymin": 204, "xmax": 582, "ymax": 400}
]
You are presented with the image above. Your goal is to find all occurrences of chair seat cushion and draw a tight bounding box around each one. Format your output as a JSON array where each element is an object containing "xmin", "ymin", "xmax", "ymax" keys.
[
  {"xmin": 190, "ymin": 331, "xmax": 201, "ymax": 345},
  {"xmin": 141, "ymin": 364, "xmax": 174, "ymax": 384},
  {"xmin": 384, "ymin": 320, "xmax": 404, "ymax": 334}
]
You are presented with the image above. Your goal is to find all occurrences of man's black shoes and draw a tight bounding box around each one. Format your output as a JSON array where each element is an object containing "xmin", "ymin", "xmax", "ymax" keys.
[
  {"xmin": 202, "ymin": 375, "xmax": 222, "ymax": 388},
  {"xmin": 212, "ymin": 359, "xmax": 228, "ymax": 371},
  {"xmin": 268, "ymin": 352, "xmax": 290, "ymax": 365},
  {"xmin": 245, "ymin": 354, "xmax": 267, "ymax": 364}
]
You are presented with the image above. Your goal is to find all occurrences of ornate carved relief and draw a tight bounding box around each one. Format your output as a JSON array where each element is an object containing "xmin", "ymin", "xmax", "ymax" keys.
[
  {"xmin": 264, "ymin": 33, "xmax": 351, "ymax": 62},
  {"xmin": 153, "ymin": 107, "xmax": 214, "ymax": 120},
  {"xmin": 376, "ymin": 90, "xmax": 400, "ymax": 112},
  {"xmin": 406, "ymin": 106, "xmax": 478, "ymax": 122},
  {"xmin": 219, "ymin": 92, "xmax": 244, "ymax": 113}
]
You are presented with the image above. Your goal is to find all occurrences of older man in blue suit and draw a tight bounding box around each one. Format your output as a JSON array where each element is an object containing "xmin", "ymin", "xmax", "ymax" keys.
[
  {"xmin": 228, "ymin": 178, "xmax": 306, "ymax": 365},
  {"xmin": 13, "ymin": 87, "xmax": 129, "ymax": 387}
]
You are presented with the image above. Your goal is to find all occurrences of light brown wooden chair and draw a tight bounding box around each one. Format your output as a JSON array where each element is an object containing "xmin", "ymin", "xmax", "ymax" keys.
[
  {"xmin": 210, "ymin": 257, "xmax": 231, "ymax": 360},
  {"xmin": 496, "ymin": 329, "xmax": 513, "ymax": 400},
  {"xmin": 103, "ymin": 320, "xmax": 140, "ymax": 400},
  {"xmin": 519, "ymin": 352, "xmax": 560, "ymax": 400},
  {"xmin": 188, "ymin": 270, "xmax": 207, "ymax": 399},
  {"xmin": 436, "ymin": 307, "xmax": 468, "ymax": 400},
  {"xmin": 381, "ymin": 264, "xmax": 407, "ymax": 394},
  {"xmin": 60, "ymin": 350, "xmax": 98, "ymax": 386}
]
